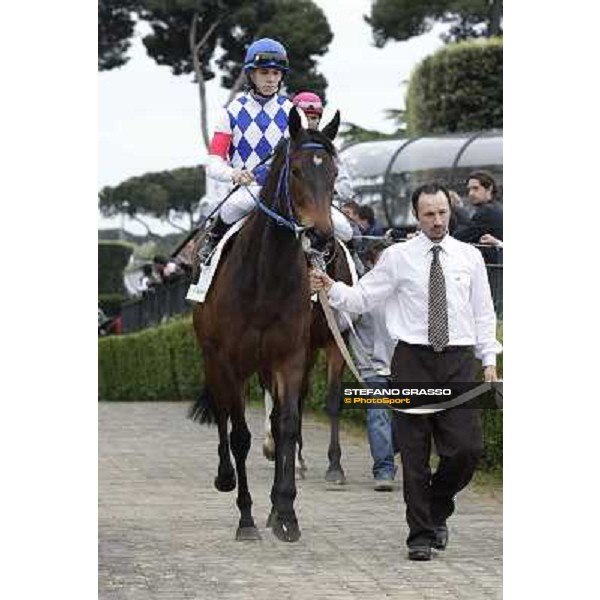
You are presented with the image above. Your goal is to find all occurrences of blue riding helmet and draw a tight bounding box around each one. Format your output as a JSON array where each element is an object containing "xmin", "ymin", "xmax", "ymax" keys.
[{"xmin": 244, "ymin": 38, "xmax": 289, "ymax": 73}]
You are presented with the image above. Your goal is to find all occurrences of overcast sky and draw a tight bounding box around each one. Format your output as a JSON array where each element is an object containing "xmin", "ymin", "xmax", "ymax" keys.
[{"xmin": 98, "ymin": 0, "xmax": 448, "ymax": 234}]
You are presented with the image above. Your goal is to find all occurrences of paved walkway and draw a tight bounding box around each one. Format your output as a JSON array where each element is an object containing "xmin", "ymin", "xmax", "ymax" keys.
[{"xmin": 99, "ymin": 402, "xmax": 502, "ymax": 600}]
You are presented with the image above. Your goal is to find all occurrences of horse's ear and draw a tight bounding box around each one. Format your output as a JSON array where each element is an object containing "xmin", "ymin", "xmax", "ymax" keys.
[
  {"xmin": 321, "ymin": 110, "xmax": 340, "ymax": 141},
  {"xmin": 288, "ymin": 106, "xmax": 302, "ymax": 140}
]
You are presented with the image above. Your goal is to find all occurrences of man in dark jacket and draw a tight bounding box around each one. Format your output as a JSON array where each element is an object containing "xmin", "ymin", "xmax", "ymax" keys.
[
  {"xmin": 448, "ymin": 190, "xmax": 471, "ymax": 235},
  {"xmin": 454, "ymin": 171, "xmax": 503, "ymax": 264},
  {"xmin": 357, "ymin": 205, "xmax": 386, "ymax": 237}
]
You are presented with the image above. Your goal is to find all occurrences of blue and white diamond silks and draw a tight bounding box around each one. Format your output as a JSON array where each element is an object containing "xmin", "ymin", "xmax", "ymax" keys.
[{"xmin": 226, "ymin": 94, "xmax": 292, "ymax": 172}]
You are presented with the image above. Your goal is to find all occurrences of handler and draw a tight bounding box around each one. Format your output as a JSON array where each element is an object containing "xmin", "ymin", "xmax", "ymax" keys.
[{"xmin": 310, "ymin": 182, "xmax": 501, "ymax": 561}]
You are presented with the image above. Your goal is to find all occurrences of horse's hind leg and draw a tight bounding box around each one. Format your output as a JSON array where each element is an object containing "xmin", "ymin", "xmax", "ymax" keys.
[
  {"xmin": 262, "ymin": 388, "xmax": 275, "ymax": 461},
  {"xmin": 201, "ymin": 354, "xmax": 236, "ymax": 493},
  {"xmin": 324, "ymin": 343, "xmax": 347, "ymax": 485},
  {"xmin": 230, "ymin": 406, "xmax": 261, "ymax": 541},
  {"xmin": 296, "ymin": 361, "xmax": 313, "ymax": 478}
]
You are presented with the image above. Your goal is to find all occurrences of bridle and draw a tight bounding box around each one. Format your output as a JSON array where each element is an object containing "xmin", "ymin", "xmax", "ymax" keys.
[{"xmin": 245, "ymin": 139, "xmax": 334, "ymax": 241}]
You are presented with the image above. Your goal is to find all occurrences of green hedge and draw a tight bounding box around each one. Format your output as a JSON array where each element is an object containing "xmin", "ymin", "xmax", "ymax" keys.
[
  {"xmin": 98, "ymin": 241, "xmax": 134, "ymax": 295},
  {"xmin": 98, "ymin": 316, "xmax": 503, "ymax": 469},
  {"xmin": 406, "ymin": 37, "xmax": 503, "ymax": 135},
  {"xmin": 98, "ymin": 316, "xmax": 201, "ymax": 401}
]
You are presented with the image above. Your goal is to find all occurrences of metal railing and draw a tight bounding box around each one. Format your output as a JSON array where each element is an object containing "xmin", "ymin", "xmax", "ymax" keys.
[
  {"xmin": 120, "ymin": 274, "xmax": 193, "ymax": 334},
  {"xmin": 118, "ymin": 252, "xmax": 502, "ymax": 335}
]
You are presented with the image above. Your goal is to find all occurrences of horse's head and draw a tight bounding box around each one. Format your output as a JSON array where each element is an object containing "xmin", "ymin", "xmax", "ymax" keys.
[{"xmin": 285, "ymin": 107, "xmax": 341, "ymax": 247}]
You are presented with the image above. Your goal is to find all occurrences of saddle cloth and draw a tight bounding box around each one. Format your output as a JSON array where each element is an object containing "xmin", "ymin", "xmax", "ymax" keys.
[{"xmin": 185, "ymin": 217, "xmax": 248, "ymax": 304}]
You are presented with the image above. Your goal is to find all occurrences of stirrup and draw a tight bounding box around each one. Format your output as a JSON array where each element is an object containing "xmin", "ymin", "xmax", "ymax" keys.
[{"xmin": 198, "ymin": 217, "xmax": 230, "ymax": 265}]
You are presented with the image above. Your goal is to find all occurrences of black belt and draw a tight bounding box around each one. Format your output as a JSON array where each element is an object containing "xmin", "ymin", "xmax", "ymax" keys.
[{"xmin": 397, "ymin": 341, "xmax": 473, "ymax": 354}]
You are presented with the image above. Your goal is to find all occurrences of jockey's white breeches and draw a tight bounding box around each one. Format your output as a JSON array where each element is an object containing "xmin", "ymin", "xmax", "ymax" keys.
[
  {"xmin": 219, "ymin": 185, "xmax": 353, "ymax": 242},
  {"xmin": 220, "ymin": 184, "xmax": 262, "ymax": 225}
]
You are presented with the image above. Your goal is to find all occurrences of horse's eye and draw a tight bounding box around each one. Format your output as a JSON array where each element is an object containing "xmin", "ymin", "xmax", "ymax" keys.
[{"xmin": 291, "ymin": 167, "xmax": 302, "ymax": 179}]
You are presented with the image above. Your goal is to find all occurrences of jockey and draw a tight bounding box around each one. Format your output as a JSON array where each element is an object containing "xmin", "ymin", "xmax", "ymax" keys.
[
  {"xmin": 292, "ymin": 91, "xmax": 356, "ymax": 204},
  {"xmin": 200, "ymin": 39, "xmax": 352, "ymax": 263},
  {"xmin": 292, "ymin": 91, "xmax": 324, "ymax": 129}
]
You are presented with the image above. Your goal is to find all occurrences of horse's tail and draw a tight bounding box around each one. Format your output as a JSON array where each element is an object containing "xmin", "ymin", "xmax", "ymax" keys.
[{"xmin": 187, "ymin": 386, "xmax": 216, "ymax": 425}]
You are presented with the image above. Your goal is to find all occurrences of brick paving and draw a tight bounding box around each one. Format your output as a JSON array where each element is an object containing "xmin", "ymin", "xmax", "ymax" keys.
[{"xmin": 99, "ymin": 402, "xmax": 502, "ymax": 599}]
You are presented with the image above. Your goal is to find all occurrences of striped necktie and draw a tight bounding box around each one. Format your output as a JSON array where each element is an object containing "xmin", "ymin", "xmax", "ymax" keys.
[{"xmin": 428, "ymin": 245, "xmax": 449, "ymax": 352}]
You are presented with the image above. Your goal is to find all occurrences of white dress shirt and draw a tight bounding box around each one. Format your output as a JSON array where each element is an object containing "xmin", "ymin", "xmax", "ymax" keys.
[{"xmin": 328, "ymin": 233, "xmax": 502, "ymax": 367}]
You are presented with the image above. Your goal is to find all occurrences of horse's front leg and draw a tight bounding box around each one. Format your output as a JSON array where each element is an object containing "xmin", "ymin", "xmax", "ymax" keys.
[
  {"xmin": 324, "ymin": 343, "xmax": 347, "ymax": 485},
  {"xmin": 230, "ymin": 401, "xmax": 261, "ymax": 541},
  {"xmin": 268, "ymin": 356, "xmax": 304, "ymax": 542}
]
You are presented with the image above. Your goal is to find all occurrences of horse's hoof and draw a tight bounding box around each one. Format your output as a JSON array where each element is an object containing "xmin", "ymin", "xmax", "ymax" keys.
[
  {"xmin": 214, "ymin": 472, "xmax": 236, "ymax": 492},
  {"xmin": 262, "ymin": 439, "xmax": 275, "ymax": 462},
  {"xmin": 324, "ymin": 467, "xmax": 346, "ymax": 485},
  {"xmin": 272, "ymin": 517, "xmax": 301, "ymax": 543},
  {"xmin": 235, "ymin": 526, "xmax": 261, "ymax": 541}
]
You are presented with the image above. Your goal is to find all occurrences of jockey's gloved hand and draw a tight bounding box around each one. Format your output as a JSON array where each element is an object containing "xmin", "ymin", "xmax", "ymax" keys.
[{"xmin": 231, "ymin": 169, "xmax": 255, "ymax": 186}]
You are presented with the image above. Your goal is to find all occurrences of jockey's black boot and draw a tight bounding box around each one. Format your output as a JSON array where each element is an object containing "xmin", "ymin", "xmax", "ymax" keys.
[{"xmin": 199, "ymin": 216, "xmax": 230, "ymax": 265}]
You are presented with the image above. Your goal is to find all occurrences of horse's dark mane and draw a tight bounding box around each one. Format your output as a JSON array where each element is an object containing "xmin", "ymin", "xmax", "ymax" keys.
[
  {"xmin": 259, "ymin": 141, "xmax": 288, "ymax": 208},
  {"xmin": 259, "ymin": 129, "xmax": 337, "ymax": 211}
]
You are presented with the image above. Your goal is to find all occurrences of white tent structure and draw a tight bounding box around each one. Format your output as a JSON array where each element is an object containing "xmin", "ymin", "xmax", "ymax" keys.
[{"xmin": 340, "ymin": 130, "xmax": 503, "ymax": 228}]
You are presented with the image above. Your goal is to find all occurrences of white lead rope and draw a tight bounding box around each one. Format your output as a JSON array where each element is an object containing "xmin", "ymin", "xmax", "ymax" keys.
[{"xmin": 317, "ymin": 289, "xmax": 362, "ymax": 382}]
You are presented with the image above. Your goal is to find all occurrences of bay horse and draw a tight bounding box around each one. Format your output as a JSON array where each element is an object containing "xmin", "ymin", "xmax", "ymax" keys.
[
  {"xmin": 189, "ymin": 107, "xmax": 341, "ymax": 543},
  {"xmin": 262, "ymin": 239, "xmax": 354, "ymax": 485}
]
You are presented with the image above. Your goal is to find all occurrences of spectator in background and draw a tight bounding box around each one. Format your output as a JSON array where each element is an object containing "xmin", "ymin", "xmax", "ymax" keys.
[
  {"xmin": 448, "ymin": 190, "xmax": 471, "ymax": 235},
  {"xmin": 341, "ymin": 200, "xmax": 362, "ymax": 236},
  {"xmin": 341, "ymin": 200, "xmax": 360, "ymax": 228},
  {"xmin": 454, "ymin": 171, "xmax": 503, "ymax": 263},
  {"xmin": 385, "ymin": 226, "xmax": 413, "ymax": 242},
  {"xmin": 153, "ymin": 255, "xmax": 183, "ymax": 284},
  {"xmin": 173, "ymin": 238, "xmax": 198, "ymax": 276},
  {"xmin": 479, "ymin": 233, "xmax": 503, "ymax": 248},
  {"xmin": 356, "ymin": 206, "xmax": 386, "ymax": 269},
  {"xmin": 349, "ymin": 241, "xmax": 397, "ymax": 491},
  {"xmin": 98, "ymin": 308, "xmax": 110, "ymax": 336},
  {"xmin": 357, "ymin": 205, "xmax": 386, "ymax": 237},
  {"xmin": 98, "ymin": 308, "xmax": 121, "ymax": 336},
  {"xmin": 340, "ymin": 200, "xmax": 367, "ymax": 275},
  {"xmin": 138, "ymin": 264, "xmax": 159, "ymax": 294}
]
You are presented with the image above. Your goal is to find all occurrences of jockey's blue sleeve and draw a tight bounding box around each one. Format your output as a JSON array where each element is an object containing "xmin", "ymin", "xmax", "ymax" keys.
[{"xmin": 253, "ymin": 164, "xmax": 270, "ymax": 186}]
